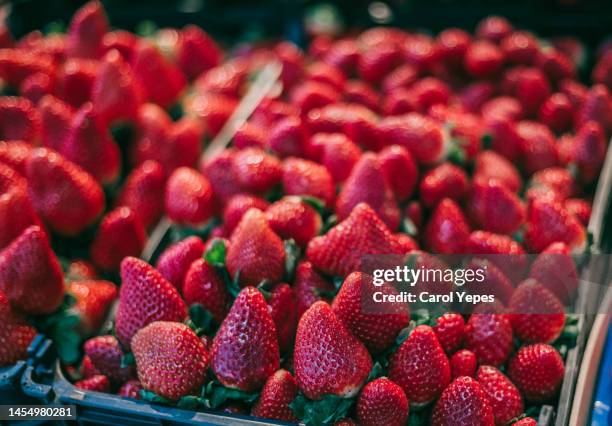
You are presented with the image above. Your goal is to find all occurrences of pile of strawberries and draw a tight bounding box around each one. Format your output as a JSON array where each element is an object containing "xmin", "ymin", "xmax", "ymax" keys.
[{"xmin": 0, "ymin": 1, "xmax": 611, "ymax": 425}]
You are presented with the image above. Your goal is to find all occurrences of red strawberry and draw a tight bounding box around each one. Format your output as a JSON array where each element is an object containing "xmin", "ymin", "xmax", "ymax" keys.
[
  {"xmin": 404, "ymin": 201, "xmax": 423, "ymax": 229},
  {"xmin": 80, "ymin": 355, "xmax": 101, "ymax": 378},
  {"xmin": 0, "ymin": 96, "xmax": 41, "ymax": 142},
  {"xmin": 466, "ymin": 258, "xmax": 515, "ymax": 306},
  {"xmin": 537, "ymin": 49, "xmax": 576, "ymax": 82},
  {"xmin": 419, "ymin": 163, "xmax": 469, "ymax": 208},
  {"xmin": 84, "ymin": 335, "xmax": 133, "ymax": 383},
  {"xmin": 336, "ymin": 153, "xmax": 400, "ymax": 230},
  {"xmin": 464, "ymin": 312, "xmax": 514, "ymax": 367},
  {"xmin": 233, "ymin": 122, "xmax": 266, "ymax": 150},
  {"xmin": 437, "ymin": 28, "xmax": 471, "ymax": 67},
  {"xmin": 576, "ymin": 84, "xmax": 612, "ymax": 133},
  {"xmin": 115, "ymin": 257, "xmax": 188, "ymax": 350},
  {"xmin": 66, "ymin": 260, "xmax": 98, "ymax": 281},
  {"xmin": 223, "ymin": 194, "xmax": 269, "ymax": 234},
  {"xmin": 132, "ymin": 321, "xmax": 210, "ymax": 400},
  {"xmin": 165, "ymin": 167, "xmax": 214, "ymax": 228},
  {"xmin": 102, "ymin": 30, "xmax": 138, "ymax": 61},
  {"xmin": 212, "ymin": 287, "xmax": 279, "ymax": 391},
  {"xmin": 425, "ymin": 198, "xmax": 470, "ymax": 254},
  {"xmin": 322, "ymin": 38, "xmax": 359, "ymax": 74},
  {"xmin": 275, "ymin": 41, "xmax": 304, "ymax": 89},
  {"xmin": 183, "ymin": 258, "xmax": 230, "ymax": 324},
  {"xmin": 68, "ymin": 280, "xmax": 117, "ymax": 335},
  {"xmin": 403, "ymin": 34, "xmax": 439, "ymax": 72},
  {"xmin": 177, "ymin": 25, "xmax": 222, "ymax": 80},
  {"xmin": 509, "ymin": 279, "xmax": 565, "ymax": 343},
  {"xmin": 465, "ymin": 231, "xmax": 528, "ymax": 282},
  {"xmin": 332, "ymin": 272, "xmax": 410, "ymax": 353},
  {"xmin": 344, "ymin": 80, "xmax": 379, "ymax": 111},
  {"xmin": 75, "ymin": 374, "xmax": 111, "ymax": 392},
  {"xmin": 57, "ymin": 59, "xmax": 98, "ymax": 108},
  {"xmin": 21, "ymin": 71, "xmax": 54, "ymax": 104},
  {"xmin": 290, "ymin": 81, "xmax": 340, "ymax": 114},
  {"xmin": 434, "ymin": 312, "xmax": 466, "ymax": 354},
  {"xmin": 185, "ymin": 93, "xmax": 236, "ymax": 138},
  {"xmin": 508, "ymin": 343, "xmax": 564, "ymax": 403},
  {"xmin": 251, "ymin": 369, "xmax": 298, "ymax": 422},
  {"xmin": 232, "ymin": 148, "xmax": 282, "ymax": 193},
  {"xmin": 528, "ymin": 241, "xmax": 578, "ymax": 305},
  {"xmin": 450, "ymin": 350, "xmax": 477, "ymax": 379},
  {"xmin": 525, "ymin": 198, "xmax": 586, "ymax": 253},
  {"xmin": 484, "ymin": 116, "xmax": 524, "ymax": 162},
  {"xmin": 201, "ymin": 148, "xmax": 242, "ymax": 204},
  {"xmin": 467, "ymin": 179, "xmax": 525, "ymax": 235},
  {"xmin": 476, "ymin": 15, "xmax": 513, "ymax": 42},
  {"xmin": 389, "ymin": 325, "xmax": 450, "ymax": 406},
  {"xmin": 394, "ymin": 233, "xmax": 418, "ymax": 253},
  {"xmin": 569, "ymin": 121, "xmax": 607, "ymax": 183},
  {"xmin": 501, "ymin": 31, "xmax": 539, "ymax": 65},
  {"xmin": 514, "ymin": 68, "xmax": 551, "ymax": 116},
  {"xmin": 358, "ymin": 43, "xmax": 401, "ymax": 84},
  {"xmin": 118, "ymin": 380, "xmax": 142, "ymax": 399},
  {"xmin": 411, "ymin": 77, "xmax": 450, "ymax": 112},
  {"xmin": 116, "ymin": 160, "xmax": 166, "ymax": 229},
  {"xmin": 268, "ymin": 283, "xmax": 298, "ymax": 353},
  {"xmin": 514, "ymin": 418, "xmax": 538, "ymax": 426},
  {"xmin": 378, "ymin": 145, "xmax": 418, "ymax": 201},
  {"xmin": 473, "ymin": 150, "xmax": 522, "ymax": 193},
  {"xmin": 476, "ymin": 365, "xmax": 524, "ymax": 425},
  {"xmin": 529, "ymin": 167, "xmax": 576, "ymax": 201},
  {"xmin": 459, "ymin": 81, "xmax": 495, "ymax": 113},
  {"xmin": 356, "ymin": 378, "xmax": 409, "ymax": 426},
  {"xmin": 465, "ymin": 41, "xmax": 504, "ymax": 78},
  {"xmin": 267, "ymin": 116, "xmax": 308, "ymax": 158},
  {"xmin": 156, "ymin": 236, "xmax": 205, "ymax": 290},
  {"xmin": 294, "ymin": 261, "xmax": 335, "ymax": 318},
  {"xmin": 310, "ymin": 133, "xmax": 361, "ymax": 183},
  {"xmin": 38, "ymin": 95, "xmax": 74, "ymax": 152},
  {"xmin": 65, "ymin": 1, "xmax": 108, "ymax": 59},
  {"xmin": 0, "ymin": 48, "xmax": 53, "ymax": 87},
  {"xmin": 295, "ymin": 301, "xmax": 372, "ymax": 399},
  {"xmin": 0, "ymin": 290, "xmax": 37, "ymax": 366},
  {"xmin": 381, "ymin": 64, "xmax": 418, "ymax": 93},
  {"xmin": 0, "ymin": 225, "xmax": 64, "ymax": 315},
  {"xmin": 432, "ymin": 376, "xmax": 495, "ymax": 426},
  {"xmin": 307, "ymin": 203, "xmax": 403, "ymax": 277},
  {"xmin": 539, "ymin": 93, "xmax": 574, "ymax": 134},
  {"xmin": 565, "ymin": 198, "xmax": 591, "ymax": 226},
  {"xmin": 516, "ymin": 121, "xmax": 559, "ymax": 175},
  {"xmin": 282, "ymin": 157, "xmax": 335, "ymax": 206},
  {"xmin": 381, "ymin": 88, "xmax": 415, "ymax": 116},
  {"xmin": 266, "ymin": 197, "xmax": 321, "ymax": 247},
  {"xmin": 0, "ymin": 140, "xmax": 32, "ymax": 175}
]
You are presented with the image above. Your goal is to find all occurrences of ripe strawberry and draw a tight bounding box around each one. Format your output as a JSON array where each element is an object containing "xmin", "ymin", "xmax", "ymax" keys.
[
  {"xmin": 565, "ymin": 198, "xmax": 591, "ymax": 226},
  {"xmin": 404, "ymin": 201, "xmax": 423, "ymax": 229},
  {"xmin": 576, "ymin": 84, "xmax": 612, "ymax": 134},
  {"xmin": 0, "ymin": 96, "xmax": 41, "ymax": 142},
  {"xmin": 294, "ymin": 261, "xmax": 335, "ymax": 318},
  {"xmin": 466, "ymin": 258, "xmax": 515, "ymax": 306},
  {"xmin": 84, "ymin": 335, "xmax": 133, "ymax": 383},
  {"xmin": 266, "ymin": 197, "xmax": 321, "ymax": 247},
  {"xmin": 0, "ymin": 290, "xmax": 37, "ymax": 366},
  {"xmin": 501, "ymin": 31, "xmax": 539, "ymax": 65},
  {"xmin": 310, "ymin": 132, "xmax": 361, "ymax": 183},
  {"xmin": 450, "ymin": 350, "xmax": 477, "ymax": 378},
  {"xmin": 75, "ymin": 374, "xmax": 111, "ymax": 392},
  {"xmin": 307, "ymin": 203, "xmax": 403, "ymax": 277},
  {"xmin": 476, "ymin": 365, "xmax": 524, "ymax": 425},
  {"xmin": 0, "ymin": 225, "xmax": 64, "ymax": 315},
  {"xmin": 332, "ymin": 272, "xmax": 409, "ymax": 353},
  {"xmin": 464, "ymin": 312, "xmax": 514, "ymax": 367},
  {"xmin": 165, "ymin": 167, "xmax": 214, "ymax": 228},
  {"xmin": 419, "ymin": 163, "xmax": 469, "ymax": 208},
  {"xmin": 482, "ymin": 96, "xmax": 524, "ymax": 122},
  {"xmin": 336, "ymin": 153, "xmax": 400, "ymax": 230},
  {"xmin": 57, "ymin": 59, "xmax": 98, "ymax": 108},
  {"xmin": 156, "ymin": 236, "xmax": 205, "ymax": 290},
  {"xmin": 432, "ymin": 376, "xmax": 495, "ymax": 426},
  {"xmin": 223, "ymin": 194, "xmax": 269, "ymax": 234},
  {"xmin": 267, "ymin": 116, "xmax": 308, "ymax": 158},
  {"xmin": 514, "ymin": 68, "xmax": 551, "ymax": 117},
  {"xmin": 356, "ymin": 378, "xmax": 409, "ymax": 426},
  {"xmin": 476, "ymin": 15, "xmax": 513, "ymax": 42},
  {"xmin": 233, "ymin": 122, "xmax": 266, "ymax": 150},
  {"xmin": 0, "ymin": 140, "xmax": 32, "ymax": 175},
  {"xmin": 403, "ymin": 34, "xmax": 439, "ymax": 72},
  {"xmin": 295, "ymin": 301, "xmax": 372, "ymax": 399},
  {"xmin": 183, "ymin": 258, "xmax": 230, "ymax": 324},
  {"xmin": 306, "ymin": 61, "xmax": 346, "ymax": 91},
  {"xmin": 21, "ymin": 71, "xmax": 54, "ymax": 104},
  {"xmin": 437, "ymin": 28, "xmax": 471, "ymax": 67},
  {"xmin": 68, "ymin": 280, "xmax": 117, "ymax": 335},
  {"xmin": 508, "ymin": 343, "xmax": 564, "ymax": 403},
  {"xmin": 516, "ymin": 121, "xmax": 559, "ymax": 175},
  {"xmin": 201, "ymin": 149, "xmax": 242, "ymax": 204},
  {"xmin": 38, "ymin": 95, "xmax": 73, "ymax": 152},
  {"xmin": 268, "ymin": 283, "xmax": 298, "ymax": 353},
  {"xmin": 378, "ymin": 145, "xmax": 418, "ymax": 201},
  {"xmin": 539, "ymin": 93, "xmax": 574, "ymax": 134},
  {"xmin": 459, "ymin": 81, "xmax": 495, "ymax": 113},
  {"xmin": 232, "ymin": 148, "xmax": 282, "ymax": 193},
  {"xmin": 381, "ymin": 88, "xmax": 415, "ymax": 115},
  {"xmin": 394, "ymin": 233, "xmax": 418, "ymax": 253},
  {"xmin": 66, "ymin": 260, "xmax": 98, "ymax": 281},
  {"xmin": 484, "ymin": 116, "xmax": 524, "ymax": 162},
  {"xmin": 282, "ymin": 157, "xmax": 335, "ymax": 206},
  {"xmin": 358, "ymin": 43, "xmax": 401, "ymax": 84},
  {"xmin": 467, "ymin": 179, "xmax": 525, "ymax": 235},
  {"xmin": 116, "ymin": 160, "xmax": 166, "ymax": 229},
  {"xmin": 344, "ymin": 80, "xmax": 379, "ymax": 111},
  {"xmin": 115, "ymin": 257, "xmax": 187, "ymax": 350},
  {"xmin": 537, "ymin": 49, "xmax": 576, "ymax": 82},
  {"xmin": 185, "ymin": 92, "xmax": 236, "ymax": 138},
  {"xmin": 322, "ymin": 38, "xmax": 359, "ymax": 74},
  {"xmin": 465, "ymin": 41, "xmax": 504, "ymax": 78},
  {"xmin": 528, "ymin": 167, "xmax": 576, "ymax": 201},
  {"xmin": 177, "ymin": 25, "xmax": 222, "ymax": 80},
  {"xmin": 465, "ymin": 231, "xmax": 528, "ymax": 282},
  {"xmin": 525, "ymin": 198, "xmax": 586, "ymax": 253},
  {"xmin": 275, "ymin": 41, "xmax": 305, "ymax": 89},
  {"xmin": 569, "ymin": 121, "xmax": 607, "ymax": 183},
  {"xmin": 509, "ymin": 279, "xmax": 565, "ymax": 343},
  {"xmin": 250, "ymin": 369, "xmax": 298, "ymax": 422},
  {"xmin": 425, "ymin": 198, "xmax": 470, "ymax": 254},
  {"xmin": 0, "ymin": 48, "xmax": 54, "ymax": 87},
  {"xmin": 559, "ymin": 78, "xmax": 588, "ymax": 108},
  {"xmin": 434, "ymin": 312, "xmax": 466, "ymax": 354},
  {"xmin": 473, "ymin": 150, "xmax": 522, "ymax": 193},
  {"xmin": 80, "ymin": 355, "xmax": 101, "ymax": 378},
  {"xmin": 118, "ymin": 380, "xmax": 142, "ymax": 399},
  {"xmin": 102, "ymin": 30, "xmax": 138, "ymax": 61},
  {"xmin": 290, "ymin": 81, "xmax": 340, "ymax": 114},
  {"xmin": 389, "ymin": 325, "xmax": 450, "ymax": 406},
  {"xmin": 212, "ymin": 287, "xmax": 279, "ymax": 391},
  {"xmin": 381, "ymin": 64, "xmax": 418, "ymax": 93},
  {"xmin": 65, "ymin": 1, "xmax": 108, "ymax": 59},
  {"xmin": 411, "ymin": 77, "xmax": 451, "ymax": 113},
  {"xmin": 132, "ymin": 321, "xmax": 210, "ymax": 400}
]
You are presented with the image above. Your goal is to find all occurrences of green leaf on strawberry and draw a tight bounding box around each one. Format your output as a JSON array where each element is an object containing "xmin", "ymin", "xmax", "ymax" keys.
[
  {"xmin": 205, "ymin": 238, "xmax": 227, "ymax": 268},
  {"xmin": 140, "ymin": 389, "xmax": 173, "ymax": 405},
  {"xmin": 120, "ymin": 352, "xmax": 135, "ymax": 368},
  {"xmin": 202, "ymin": 380, "xmax": 259, "ymax": 409},
  {"xmin": 284, "ymin": 239, "xmax": 300, "ymax": 282},
  {"xmin": 289, "ymin": 393, "xmax": 355, "ymax": 426},
  {"xmin": 186, "ymin": 303, "xmax": 215, "ymax": 336}
]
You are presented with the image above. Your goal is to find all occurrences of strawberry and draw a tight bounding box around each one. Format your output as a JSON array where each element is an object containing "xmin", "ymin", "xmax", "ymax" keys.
[
  {"xmin": 537, "ymin": 49, "xmax": 576, "ymax": 82},
  {"xmin": 275, "ymin": 42, "xmax": 305, "ymax": 89},
  {"xmin": 432, "ymin": 376, "xmax": 495, "ymax": 426},
  {"xmin": 0, "ymin": 48, "xmax": 54, "ymax": 87},
  {"xmin": 0, "ymin": 96, "xmax": 41, "ymax": 142},
  {"xmin": 501, "ymin": 31, "xmax": 539, "ymax": 65},
  {"xmin": 565, "ymin": 198, "xmax": 591, "ymax": 226},
  {"xmin": 576, "ymin": 84, "xmax": 612, "ymax": 134},
  {"xmin": 294, "ymin": 261, "xmax": 335, "ymax": 318},
  {"xmin": 115, "ymin": 257, "xmax": 188, "ymax": 350},
  {"xmin": 437, "ymin": 28, "xmax": 471, "ymax": 67},
  {"xmin": 0, "ymin": 290, "xmax": 37, "ymax": 366},
  {"xmin": 223, "ymin": 194, "xmax": 269, "ymax": 234},
  {"xmin": 0, "ymin": 225, "xmax": 64, "ymax": 315},
  {"xmin": 465, "ymin": 231, "xmax": 528, "ymax": 282},
  {"xmin": 332, "ymin": 272, "xmax": 410, "ymax": 353},
  {"xmin": 482, "ymin": 96, "xmax": 524, "ymax": 122},
  {"xmin": 514, "ymin": 68, "xmax": 551, "ymax": 117},
  {"xmin": 524, "ymin": 198, "xmax": 586, "ymax": 253},
  {"xmin": 80, "ymin": 355, "xmax": 101, "ymax": 378},
  {"xmin": 593, "ymin": 51, "xmax": 612, "ymax": 90},
  {"xmin": 266, "ymin": 197, "xmax": 322, "ymax": 247},
  {"xmin": 84, "ymin": 335, "xmax": 134, "ymax": 383},
  {"xmin": 267, "ymin": 116, "xmax": 308, "ymax": 158},
  {"xmin": 201, "ymin": 149, "xmax": 242, "ymax": 204},
  {"xmin": 467, "ymin": 179, "xmax": 525, "ymax": 235},
  {"xmin": 464, "ymin": 312, "xmax": 514, "ymax": 367},
  {"xmin": 434, "ymin": 312, "xmax": 466, "ymax": 354},
  {"xmin": 165, "ymin": 167, "xmax": 214, "ymax": 228},
  {"xmin": 509, "ymin": 279, "xmax": 565, "ymax": 343},
  {"xmin": 394, "ymin": 233, "xmax": 419, "ymax": 253},
  {"xmin": 450, "ymin": 350, "xmax": 477, "ymax": 378},
  {"xmin": 476, "ymin": 15, "xmax": 513, "ymax": 42},
  {"xmin": 404, "ymin": 201, "xmax": 423, "ymax": 229},
  {"xmin": 212, "ymin": 287, "xmax": 279, "ymax": 391},
  {"xmin": 559, "ymin": 78, "xmax": 588, "ymax": 108},
  {"xmin": 381, "ymin": 88, "xmax": 415, "ymax": 116},
  {"xmin": 307, "ymin": 61, "xmax": 346, "ymax": 91},
  {"xmin": 322, "ymin": 38, "xmax": 359, "ymax": 74},
  {"xmin": 356, "ymin": 378, "xmax": 409, "ymax": 426},
  {"xmin": 336, "ymin": 153, "xmax": 400, "ymax": 230},
  {"xmin": 132, "ymin": 321, "xmax": 210, "ymax": 400},
  {"xmin": 466, "ymin": 258, "xmax": 515, "ymax": 306},
  {"xmin": 251, "ymin": 369, "xmax": 298, "ymax": 422},
  {"xmin": 282, "ymin": 157, "xmax": 335, "ymax": 206},
  {"xmin": 389, "ymin": 325, "xmax": 451, "ymax": 406},
  {"xmin": 185, "ymin": 93, "xmax": 236, "ymax": 138},
  {"xmin": 459, "ymin": 81, "xmax": 495, "ymax": 113},
  {"xmin": 156, "ymin": 236, "xmax": 205, "ymax": 290},
  {"xmin": 419, "ymin": 163, "xmax": 469, "ymax": 208},
  {"xmin": 65, "ymin": 1, "xmax": 108, "ymax": 59},
  {"xmin": 57, "ymin": 59, "xmax": 98, "ymax": 108},
  {"xmin": 514, "ymin": 418, "xmax": 538, "ymax": 426},
  {"xmin": 310, "ymin": 132, "xmax": 361, "ymax": 183},
  {"xmin": 21, "ymin": 71, "xmax": 54, "ymax": 104},
  {"xmin": 465, "ymin": 41, "xmax": 504, "ymax": 78},
  {"xmin": 177, "ymin": 25, "xmax": 222, "ymax": 80},
  {"xmin": 295, "ymin": 301, "xmax": 372, "ymax": 399},
  {"xmin": 516, "ymin": 121, "xmax": 559, "ymax": 175},
  {"xmin": 484, "ymin": 116, "xmax": 524, "ymax": 162},
  {"xmin": 232, "ymin": 148, "xmax": 283, "ymax": 193},
  {"xmin": 116, "ymin": 160, "xmax": 166, "ymax": 229},
  {"xmin": 476, "ymin": 365, "xmax": 524, "ymax": 425},
  {"xmin": 378, "ymin": 113, "xmax": 448, "ymax": 165},
  {"xmin": 307, "ymin": 203, "xmax": 403, "ymax": 277},
  {"xmin": 118, "ymin": 380, "xmax": 142, "ymax": 399},
  {"xmin": 0, "ymin": 140, "xmax": 32, "ymax": 175},
  {"xmin": 290, "ymin": 81, "xmax": 340, "ymax": 114},
  {"xmin": 539, "ymin": 93, "xmax": 574, "ymax": 134},
  {"xmin": 473, "ymin": 150, "xmax": 522, "ymax": 193},
  {"xmin": 68, "ymin": 280, "xmax": 117, "ymax": 335},
  {"xmin": 344, "ymin": 80, "xmax": 379, "ymax": 111},
  {"xmin": 528, "ymin": 167, "xmax": 576, "ymax": 201},
  {"xmin": 268, "ymin": 283, "xmax": 298, "ymax": 353},
  {"xmin": 102, "ymin": 30, "xmax": 138, "ymax": 61},
  {"xmin": 411, "ymin": 77, "xmax": 450, "ymax": 112},
  {"xmin": 569, "ymin": 121, "xmax": 607, "ymax": 183},
  {"xmin": 508, "ymin": 343, "xmax": 564, "ymax": 403},
  {"xmin": 424, "ymin": 198, "xmax": 470, "ymax": 254},
  {"xmin": 61, "ymin": 103, "xmax": 121, "ymax": 185},
  {"xmin": 38, "ymin": 95, "xmax": 74, "ymax": 152},
  {"xmin": 233, "ymin": 122, "xmax": 266, "ymax": 150},
  {"xmin": 75, "ymin": 374, "xmax": 111, "ymax": 392},
  {"xmin": 381, "ymin": 64, "xmax": 418, "ymax": 93},
  {"xmin": 66, "ymin": 260, "xmax": 98, "ymax": 281},
  {"xmin": 183, "ymin": 258, "xmax": 230, "ymax": 324},
  {"xmin": 358, "ymin": 43, "xmax": 401, "ymax": 84},
  {"xmin": 378, "ymin": 145, "xmax": 418, "ymax": 201},
  {"xmin": 403, "ymin": 34, "xmax": 439, "ymax": 72}
]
